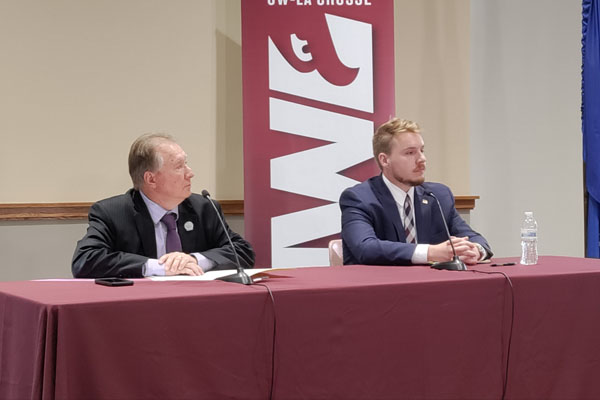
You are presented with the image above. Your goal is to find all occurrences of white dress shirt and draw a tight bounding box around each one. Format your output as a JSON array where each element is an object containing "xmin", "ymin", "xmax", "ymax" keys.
[{"xmin": 381, "ymin": 175, "xmax": 429, "ymax": 264}]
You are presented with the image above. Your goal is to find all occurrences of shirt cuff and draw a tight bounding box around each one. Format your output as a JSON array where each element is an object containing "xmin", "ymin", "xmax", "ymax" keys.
[
  {"xmin": 474, "ymin": 243, "xmax": 487, "ymax": 261},
  {"xmin": 144, "ymin": 259, "xmax": 165, "ymax": 277},
  {"xmin": 411, "ymin": 244, "xmax": 429, "ymax": 264},
  {"xmin": 192, "ymin": 253, "xmax": 215, "ymax": 273}
]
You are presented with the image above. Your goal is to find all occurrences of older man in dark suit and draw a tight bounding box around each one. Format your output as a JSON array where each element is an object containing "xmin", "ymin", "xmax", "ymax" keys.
[
  {"xmin": 72, "ymin": 133, "xmax": 254, "ymax": 278},
  {"xmin": 340, "ymin": 118, "xmax": 492, "ymax": 266}
]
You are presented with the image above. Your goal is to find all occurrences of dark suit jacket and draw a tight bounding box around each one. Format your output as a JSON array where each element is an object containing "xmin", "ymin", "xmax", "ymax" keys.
[
  {"xmin": 72, "ymin": 189, "xmax": 255, "ymax": 278},
  {"xmin": 340, "ymin": 175, "xmax": 492, "ymax": 265}
]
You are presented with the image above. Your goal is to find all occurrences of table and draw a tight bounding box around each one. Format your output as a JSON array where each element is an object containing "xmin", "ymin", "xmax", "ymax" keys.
[{"xmin": 1, "ymin": 256, "xmax": 600, "ymax": 399}]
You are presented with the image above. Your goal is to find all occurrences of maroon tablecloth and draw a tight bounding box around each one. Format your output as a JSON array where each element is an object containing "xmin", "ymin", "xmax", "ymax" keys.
[
  {"xmin": 493, "ymin": 257, "xmax": 600, "ymax": 400},
  {"xmin": 1, "ymin": 256, "xmax": 599, "ymax": 399}
]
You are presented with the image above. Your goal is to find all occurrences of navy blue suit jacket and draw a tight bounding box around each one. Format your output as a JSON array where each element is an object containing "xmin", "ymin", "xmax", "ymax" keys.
[
  {"xmin": 340, "ymin": 175, "xmax": 492, "ymax": 265},
  {"xmin": 72, "ymin": 189, "xmax": 255, "ymax": 278}
]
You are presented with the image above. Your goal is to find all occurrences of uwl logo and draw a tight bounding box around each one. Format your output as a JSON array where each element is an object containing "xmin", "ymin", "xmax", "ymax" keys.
[{"xmin": 268, "ymin": 14, "xmax": 374, "ymax": 267}]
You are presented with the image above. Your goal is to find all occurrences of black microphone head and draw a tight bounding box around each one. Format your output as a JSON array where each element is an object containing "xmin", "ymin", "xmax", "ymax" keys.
[{"xmin": 201, "ymin": 189, "xmax": 210, "ymax": 198}]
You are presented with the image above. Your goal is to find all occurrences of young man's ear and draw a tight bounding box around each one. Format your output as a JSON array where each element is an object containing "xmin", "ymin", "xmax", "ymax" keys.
[{"xmin": 378, "ymin": 153, "xmax": 388, "ymax": 168}]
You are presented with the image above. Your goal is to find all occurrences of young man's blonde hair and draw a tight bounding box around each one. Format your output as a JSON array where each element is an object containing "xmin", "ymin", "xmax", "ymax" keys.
[{"xmin": 372, "ymin": 118, "xmax": 421, "ymax": 169}]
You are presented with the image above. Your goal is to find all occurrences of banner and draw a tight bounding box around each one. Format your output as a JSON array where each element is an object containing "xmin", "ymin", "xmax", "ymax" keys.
[
  {"xmin": 583, "ymin": 0, "xmax": 600, "ymax": 257},
  {"xmin": 242, "ymin": 0, "xmax": 395, "ymax": 267}
]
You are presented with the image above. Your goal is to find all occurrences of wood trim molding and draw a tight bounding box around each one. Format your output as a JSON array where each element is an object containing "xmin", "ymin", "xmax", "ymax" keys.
[
  {"xmin": 0, "ymin": 196, "xmax": 478, "ymax": 221},
  {"xmin": 455, "ymin": 196, "xmax": 479, "ymax": 210},
  {"xmin": 0, "ymin": 203, "xmax": 91, "ymax": 221},
  {"xmin": 0, "ymin": 200, "xmax": 245, "ymax": 221},
  {"xmin": 218, "ymin": 200, "xmax": 244, "ymax": 216}
]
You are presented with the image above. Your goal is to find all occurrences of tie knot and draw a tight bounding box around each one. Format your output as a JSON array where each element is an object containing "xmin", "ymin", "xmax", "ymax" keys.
[
  {"xmin": 161, "ymin": 213, "xmax": 178, "ymax": 231},
  {"xmin": 404, "ymin": 195, "xmax": 411, "ymax": 210}
]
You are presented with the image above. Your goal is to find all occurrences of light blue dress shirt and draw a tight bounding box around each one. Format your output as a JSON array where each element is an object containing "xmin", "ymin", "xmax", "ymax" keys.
[{"xmin": 140, "ymin": 191, "xmax": 214, "ymax": 276}]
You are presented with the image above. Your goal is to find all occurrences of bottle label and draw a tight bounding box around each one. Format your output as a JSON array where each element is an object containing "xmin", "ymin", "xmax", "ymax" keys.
[{"xmin": 521, "ymin": 229, "xmax": 537, "ymax": 239}]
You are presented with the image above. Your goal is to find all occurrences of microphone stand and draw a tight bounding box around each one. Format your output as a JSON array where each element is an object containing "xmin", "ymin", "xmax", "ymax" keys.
[
  {"xmin": 202, "ymin": 190, "xmax": 253, "ymax": 285},
  {"xmin": 427, "ymin": 192, "xmax": 467, "ymax": 271}
]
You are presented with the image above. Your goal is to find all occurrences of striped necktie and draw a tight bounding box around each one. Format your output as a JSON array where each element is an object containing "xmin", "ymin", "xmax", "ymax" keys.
[{"xmin": 404, "ymin": 195, "xmax": 417, "ymax": 244}]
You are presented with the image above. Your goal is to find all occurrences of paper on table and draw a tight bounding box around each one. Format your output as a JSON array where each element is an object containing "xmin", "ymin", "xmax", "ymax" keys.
[
  {"xmin": 32, "ymin": 265, "xmax": 329, "ymax": 283},
  {"xmin": 32, "ymin": 278, "xmax": 93, "ymax": 282},
  {"xmin": 147, "ymin": 265, "xmax": 330, "ymax": 281},
  {"xmin": 149, "ymin": 268, "xmax": 274, "ymax": 281}
]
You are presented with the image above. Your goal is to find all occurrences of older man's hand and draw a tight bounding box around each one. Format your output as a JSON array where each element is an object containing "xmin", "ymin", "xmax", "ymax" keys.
[{"xmin": 160, "ymin": 252, "xmax": 204, "ymax": 276}]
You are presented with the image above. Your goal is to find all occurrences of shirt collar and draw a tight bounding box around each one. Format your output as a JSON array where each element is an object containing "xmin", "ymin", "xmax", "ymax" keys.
[
  {"xmin": 381, "ymin": 174, "xmax": 415, "ymax": 206},
  {"xmin": 139, "ymin": 190, "xmax": 179, "ymax": 225}
]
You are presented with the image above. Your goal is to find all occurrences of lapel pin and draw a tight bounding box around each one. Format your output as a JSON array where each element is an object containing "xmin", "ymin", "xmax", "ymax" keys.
[
  {"xmin": 184, "ymin": 221, "xmax": 194, "ymax": 231},
  {"xmin": 422, "ymin": 199, "xmax": 428, "ymax": 204}
]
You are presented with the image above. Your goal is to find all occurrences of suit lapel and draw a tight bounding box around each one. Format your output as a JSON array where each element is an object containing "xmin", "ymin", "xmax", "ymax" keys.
[
  {"xmin": 414, "ymin": 186, "xmax": 434, "ymax": 243},
  {"xmin": 371, "ymin": 175, "xmax": 405, "ymax": 241},
  {"xmin": 178, "ymin": 200, "xmax": 202, "ymax": 253},
  {"xmin": 131, "ymin": 190, "xmax": 157, "ymax": 258}
]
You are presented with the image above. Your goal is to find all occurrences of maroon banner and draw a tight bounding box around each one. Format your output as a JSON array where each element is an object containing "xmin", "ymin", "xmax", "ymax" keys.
[{"xmin": 242, "ymin": 0, "xmax": 395, "ymax": 268}]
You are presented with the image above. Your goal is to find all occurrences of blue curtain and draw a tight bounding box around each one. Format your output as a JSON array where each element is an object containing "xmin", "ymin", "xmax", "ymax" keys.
[{"xmin": 583, "ymin": 0, "xmax": 600, "ymax": 257}]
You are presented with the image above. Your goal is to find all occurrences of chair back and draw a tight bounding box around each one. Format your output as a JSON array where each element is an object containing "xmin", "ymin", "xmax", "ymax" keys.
[{"xmin": 328, "ymin": 239, "xmax": 343, "ymax": 266}]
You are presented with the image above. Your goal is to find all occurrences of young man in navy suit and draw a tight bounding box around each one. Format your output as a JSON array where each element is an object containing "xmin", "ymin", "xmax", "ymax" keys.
[
  {"xmin": 72, "ymin": 133, "xmax": 254, "ymax": 278},
  {"xmin": 339, "ymin": 118, "xmax": 492, "ymax": 266}
]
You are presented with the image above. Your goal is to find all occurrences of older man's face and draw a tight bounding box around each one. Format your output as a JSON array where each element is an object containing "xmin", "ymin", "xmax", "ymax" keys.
[{"xmin": 152, "ymin": 141, "xmax": 194, "ymax": 207}]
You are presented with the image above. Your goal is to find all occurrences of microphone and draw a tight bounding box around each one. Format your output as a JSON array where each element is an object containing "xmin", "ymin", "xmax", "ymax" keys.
[
  {"xmin": 426, "ymin": 191, "xmax": 467, "ymax": 271},
  {"xmin": 202, "ymin": 190, "xmax": 253, "ymax": 285}
]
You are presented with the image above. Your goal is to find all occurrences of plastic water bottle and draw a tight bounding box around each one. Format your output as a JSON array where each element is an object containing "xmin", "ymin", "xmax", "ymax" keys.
[{"xmin": 520, "ymin": 211, "xmax": 538, "ymax": 265}]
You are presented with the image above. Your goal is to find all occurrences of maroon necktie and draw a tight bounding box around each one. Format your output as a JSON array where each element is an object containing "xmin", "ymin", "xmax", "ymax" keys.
[{"xmin": 161, "ymin": 213, "xmax": 182, "ymax": 253}]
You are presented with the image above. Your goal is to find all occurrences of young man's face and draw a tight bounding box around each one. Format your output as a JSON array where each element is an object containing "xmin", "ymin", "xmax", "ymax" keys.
[{"xmin": 379, "ymin": 132, "xmax": 426, "ymax": 191}]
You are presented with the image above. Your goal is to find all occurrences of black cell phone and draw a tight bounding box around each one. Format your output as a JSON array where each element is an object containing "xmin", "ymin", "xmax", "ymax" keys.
[{"xmin": 94, "ymin": 278, "xmax": 134, "ymax": 287}]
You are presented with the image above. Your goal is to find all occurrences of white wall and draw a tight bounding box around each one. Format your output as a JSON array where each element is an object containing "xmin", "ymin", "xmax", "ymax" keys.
[
  {"xmin": 0, "ymin": 0, "xmax": 244, "ymax": 281},
  {"xmin": 0, "ymin": 0, "xmax": 243, "ymax": 202},
  {"xmin": 394, "ymin": 0, "xmax": 471, "ymax": 194},
  {"xmin": 0, "ymin": 221, "xmax": 87, "ymax": 280},
  {"xmin": 470, "ymin": 0, "xmax": 583, "ymax": 258}
]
